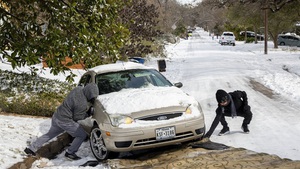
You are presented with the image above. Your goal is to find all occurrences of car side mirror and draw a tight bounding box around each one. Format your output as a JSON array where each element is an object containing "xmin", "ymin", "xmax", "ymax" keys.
[{"xmin": 174, "ymin": 82, "xmax": 183, "ymax": 88}]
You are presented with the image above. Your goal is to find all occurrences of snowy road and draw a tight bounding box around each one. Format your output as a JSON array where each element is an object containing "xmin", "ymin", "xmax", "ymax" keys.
[{"xmin": 160, "ymin": 29, "xmax": 300, "ymax": 161}]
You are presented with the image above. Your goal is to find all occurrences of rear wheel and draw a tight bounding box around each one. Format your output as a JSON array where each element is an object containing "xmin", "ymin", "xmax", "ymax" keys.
[
  {"xmin": 279, "ymin": 42, "xmax": 285, "ymax": 46},
  {"xmin": 89, "ymin": 127, "xmax": 119, "ymax": 161}
]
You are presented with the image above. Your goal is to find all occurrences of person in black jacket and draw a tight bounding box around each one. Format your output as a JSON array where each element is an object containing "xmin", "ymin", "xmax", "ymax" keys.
[{"xmin": 204, "ymin": 89, "xmax": 253, "ymax": 138}]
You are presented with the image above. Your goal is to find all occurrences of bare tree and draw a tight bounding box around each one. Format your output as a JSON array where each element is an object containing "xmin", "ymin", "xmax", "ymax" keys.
[{"xmin": 201, "ymin": 0, "xmax": 297, "ymax": 12}]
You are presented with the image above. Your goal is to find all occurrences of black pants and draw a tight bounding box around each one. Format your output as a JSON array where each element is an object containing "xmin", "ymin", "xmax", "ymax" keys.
[{"xmin": 220, "ymin": 105, "xmax": 253, "ymax": 127}]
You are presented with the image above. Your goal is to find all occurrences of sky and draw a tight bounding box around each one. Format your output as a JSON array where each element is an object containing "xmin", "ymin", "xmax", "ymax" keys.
[{"xmin": 1, "ymin": 27, "xmax": 300, "ymax": 168}]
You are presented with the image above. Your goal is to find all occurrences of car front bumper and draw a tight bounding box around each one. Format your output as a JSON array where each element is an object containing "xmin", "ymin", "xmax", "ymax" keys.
[{"xmin": 100, "ymin": 117, "xmax": 205, "ymax": 152}]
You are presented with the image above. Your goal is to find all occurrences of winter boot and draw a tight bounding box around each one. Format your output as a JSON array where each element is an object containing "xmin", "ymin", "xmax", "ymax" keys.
[
  {"xmin": 24, "ymin": 147, "xmax": 36, "ymax": 156},
  {"xmin": 65, "ymin": 151, "xmax": 81, "ymax": 161},
  {"xmin": 218, "ymin": 126, "xmax": 230, "ymax": 136},
  {"xmin": 241, "ymin": 124, "xmax": 250, "ymax": 133}
]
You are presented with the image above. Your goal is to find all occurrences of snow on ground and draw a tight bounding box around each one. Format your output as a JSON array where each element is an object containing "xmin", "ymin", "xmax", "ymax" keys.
[
  {"xmin": 1, "ymin": 27, "xmax": 300, "ymax": 169},
  {"xmin": 176, "ymin": 0, "xmax": 202, "ymax": 6},
  {"xmin": 160, "ymin": 28, "xmax": 300, "ymax": 162}
]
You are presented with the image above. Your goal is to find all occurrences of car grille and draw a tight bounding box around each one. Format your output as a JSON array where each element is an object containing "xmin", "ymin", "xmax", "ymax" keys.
[
  {"xmin": 137, "ymin": 112, "xmax": 183, "ymax": 121},
  {"xmin": 114, "ymin": 128, "xmax": 205, "ymax": 148},
  {"xmin": 134, "ymin": 131, "xmax": 194, "ymax": 147}
]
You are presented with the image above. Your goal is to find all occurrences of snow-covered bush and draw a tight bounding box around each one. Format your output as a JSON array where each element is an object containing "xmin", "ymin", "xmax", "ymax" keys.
[{"xmin": 0, "ymin": 70, "xmax": 75, "ymax": 116}]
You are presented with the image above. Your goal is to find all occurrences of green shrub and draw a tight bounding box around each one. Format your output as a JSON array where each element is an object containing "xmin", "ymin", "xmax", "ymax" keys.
[
  {"xmin": 145, "ymin": 39, "xmax": 167, "ymax": 58},
  {"xmin": 172, "ymin": 22, "xmax": 187, "ymax": 39},
  {"xmin": 245, "ymin": 37, "xmax": 255, "ymax": 43},
  {"xmin": 0, "ymin": 93, "xmax": 62, "ymax": 117},
  {"xmin": 0, "ymin": 69, "xmax": 76, "ymax": 117}
]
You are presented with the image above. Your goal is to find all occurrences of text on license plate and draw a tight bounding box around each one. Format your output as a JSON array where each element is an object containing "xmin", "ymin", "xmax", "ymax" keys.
[{"xmin": 156, "ymin": 126, "xmax": 176, "ymax": 141}]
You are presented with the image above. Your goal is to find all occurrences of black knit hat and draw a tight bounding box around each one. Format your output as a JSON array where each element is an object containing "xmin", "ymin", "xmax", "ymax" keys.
[{"xmin": 216, "ymin": 89, "xmax": 229, "ymax": 103}]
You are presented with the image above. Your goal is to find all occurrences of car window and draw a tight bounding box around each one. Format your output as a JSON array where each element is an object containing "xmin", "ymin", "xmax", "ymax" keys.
[
  {"xmin": 78, "ymin": 74, "xmax": 91, "ymax": 87},
  {"xmin": 282, "ymin": 36, "xmax": 288, "ymax": 39},
  {"xmin": 223, "ymin": 33, "xmax": 233, "ymax": 36},
  {"xmin": 95, "ymin": 69, "xmax": 173, "ymax": 95}
]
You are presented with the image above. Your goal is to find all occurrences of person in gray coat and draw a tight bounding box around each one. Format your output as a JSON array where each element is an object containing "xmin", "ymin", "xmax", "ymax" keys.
[{"xmin": 24, "ymin": 83, "xmax": 99, "ymax": 160}]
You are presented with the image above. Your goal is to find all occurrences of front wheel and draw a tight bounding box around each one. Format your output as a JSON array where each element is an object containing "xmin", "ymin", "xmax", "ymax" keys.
[{"xmin": 89, "ymin": 127, "xmax": 118, "ymax": 161}]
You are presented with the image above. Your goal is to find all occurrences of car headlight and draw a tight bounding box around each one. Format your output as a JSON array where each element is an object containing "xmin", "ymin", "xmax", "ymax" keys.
[
  {"xmin": 185, "ymin": 107, "xmax": 192, "ymax": 114},
  {"xmin": 184, "ymin": 104, "xmax": 192, "ymax": 114},
  {"xmin": 185, "ymin": 103, "xmax": 203, "ymax": 115},
  {"xmin": 109, "ymin": 114, "xmax": 134, "ymax": 127}
]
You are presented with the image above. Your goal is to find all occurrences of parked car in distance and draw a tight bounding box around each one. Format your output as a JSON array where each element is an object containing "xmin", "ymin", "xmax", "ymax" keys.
[
  {"xmin": 240, "ymin": 31, "xmax": 264, "ymax": 41},
  {"xmin": 187, "ymin": 30, "xmax": 193, "ymax": 37},
  {"xmin": 78, "ymin": 62, "xmax": 206, "ymax": 161},
  {"xmin": 219, "ymin": 31, "xmax": 236, "ymax": 46},
  {"xmin": 187, "ymin": 29, "xmax": 193, "ymax": 39},
  {"xmin": 277, "ymin": 34, "xmax": 300, "ymax": 47}
]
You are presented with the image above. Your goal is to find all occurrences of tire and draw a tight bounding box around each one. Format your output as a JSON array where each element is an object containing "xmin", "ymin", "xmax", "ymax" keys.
[
  {"xmin": 89, "ymin": 127, "xmax": 119, "ymax": 161},
  {"xmin": 279, "ymin": 42, "xmax": 285, "ymax": 46},
  {"xmin": 233, "ymin": 43, "xmax": 235, "ymax": 46}
]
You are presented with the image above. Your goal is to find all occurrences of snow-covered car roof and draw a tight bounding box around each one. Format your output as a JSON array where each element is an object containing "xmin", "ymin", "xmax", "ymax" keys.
[{"xmin": 89, "ymin": 61, "xmax": 152, "ymax": 74}]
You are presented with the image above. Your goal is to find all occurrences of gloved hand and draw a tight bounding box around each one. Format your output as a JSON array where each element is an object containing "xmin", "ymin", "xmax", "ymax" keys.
[{"xmin": 86, "ymin": 106, "xmax": 94, "ymax": 116}]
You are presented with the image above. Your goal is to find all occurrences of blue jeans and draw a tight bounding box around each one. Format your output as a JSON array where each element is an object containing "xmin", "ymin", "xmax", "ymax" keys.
[{"xmin": 29, "ymin": 115, "xmax": 87, "ymax": 154}]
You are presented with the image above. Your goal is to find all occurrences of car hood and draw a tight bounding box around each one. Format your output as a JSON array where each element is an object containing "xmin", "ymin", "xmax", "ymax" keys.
[{"xmin": 97, "ymin": 86, "xmax": 200, "ymax": 116}]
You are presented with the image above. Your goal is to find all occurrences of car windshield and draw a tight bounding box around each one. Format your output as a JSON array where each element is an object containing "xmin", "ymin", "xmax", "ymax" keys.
[{"xmin": 95, "ymin": 69, "xmax": 173, "ymax": 95}]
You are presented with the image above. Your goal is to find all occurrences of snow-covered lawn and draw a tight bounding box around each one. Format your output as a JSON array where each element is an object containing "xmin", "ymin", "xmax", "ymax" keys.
[{"xmin": 1, "ymin": 27, "xmax": 299, "ymax": 168}]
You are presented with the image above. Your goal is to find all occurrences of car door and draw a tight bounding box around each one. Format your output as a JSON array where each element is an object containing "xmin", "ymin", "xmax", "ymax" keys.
[
  {"xmin": 291, "ymin": 36, "xmax": 300, "ymax": 47},
  {"xmin": 296, "ymin": 37, "xmax": 300, "ymax": 47},
  {"xmin": 288, "ymin": 36, "xmax": 297, "ymax": 46},
  {"xmin": 288, "ymin": 36, "xmax": 294, "ymax": 46}
]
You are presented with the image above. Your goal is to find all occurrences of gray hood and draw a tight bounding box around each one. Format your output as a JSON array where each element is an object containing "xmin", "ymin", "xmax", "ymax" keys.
[{"xmin": 83, "ymin": 83, "xmax": 99, "ymax": 101}]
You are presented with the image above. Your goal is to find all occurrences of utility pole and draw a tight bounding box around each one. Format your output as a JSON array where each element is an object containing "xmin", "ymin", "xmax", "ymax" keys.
[{"xmin": 264, "ymin": 0, "xmax": 268, "ymax": 54}]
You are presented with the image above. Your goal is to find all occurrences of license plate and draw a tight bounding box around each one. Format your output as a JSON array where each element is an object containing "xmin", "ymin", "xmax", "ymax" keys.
[{"xmin": 155, "ymin": 126, "xmax": 176, "ymax": 140}]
